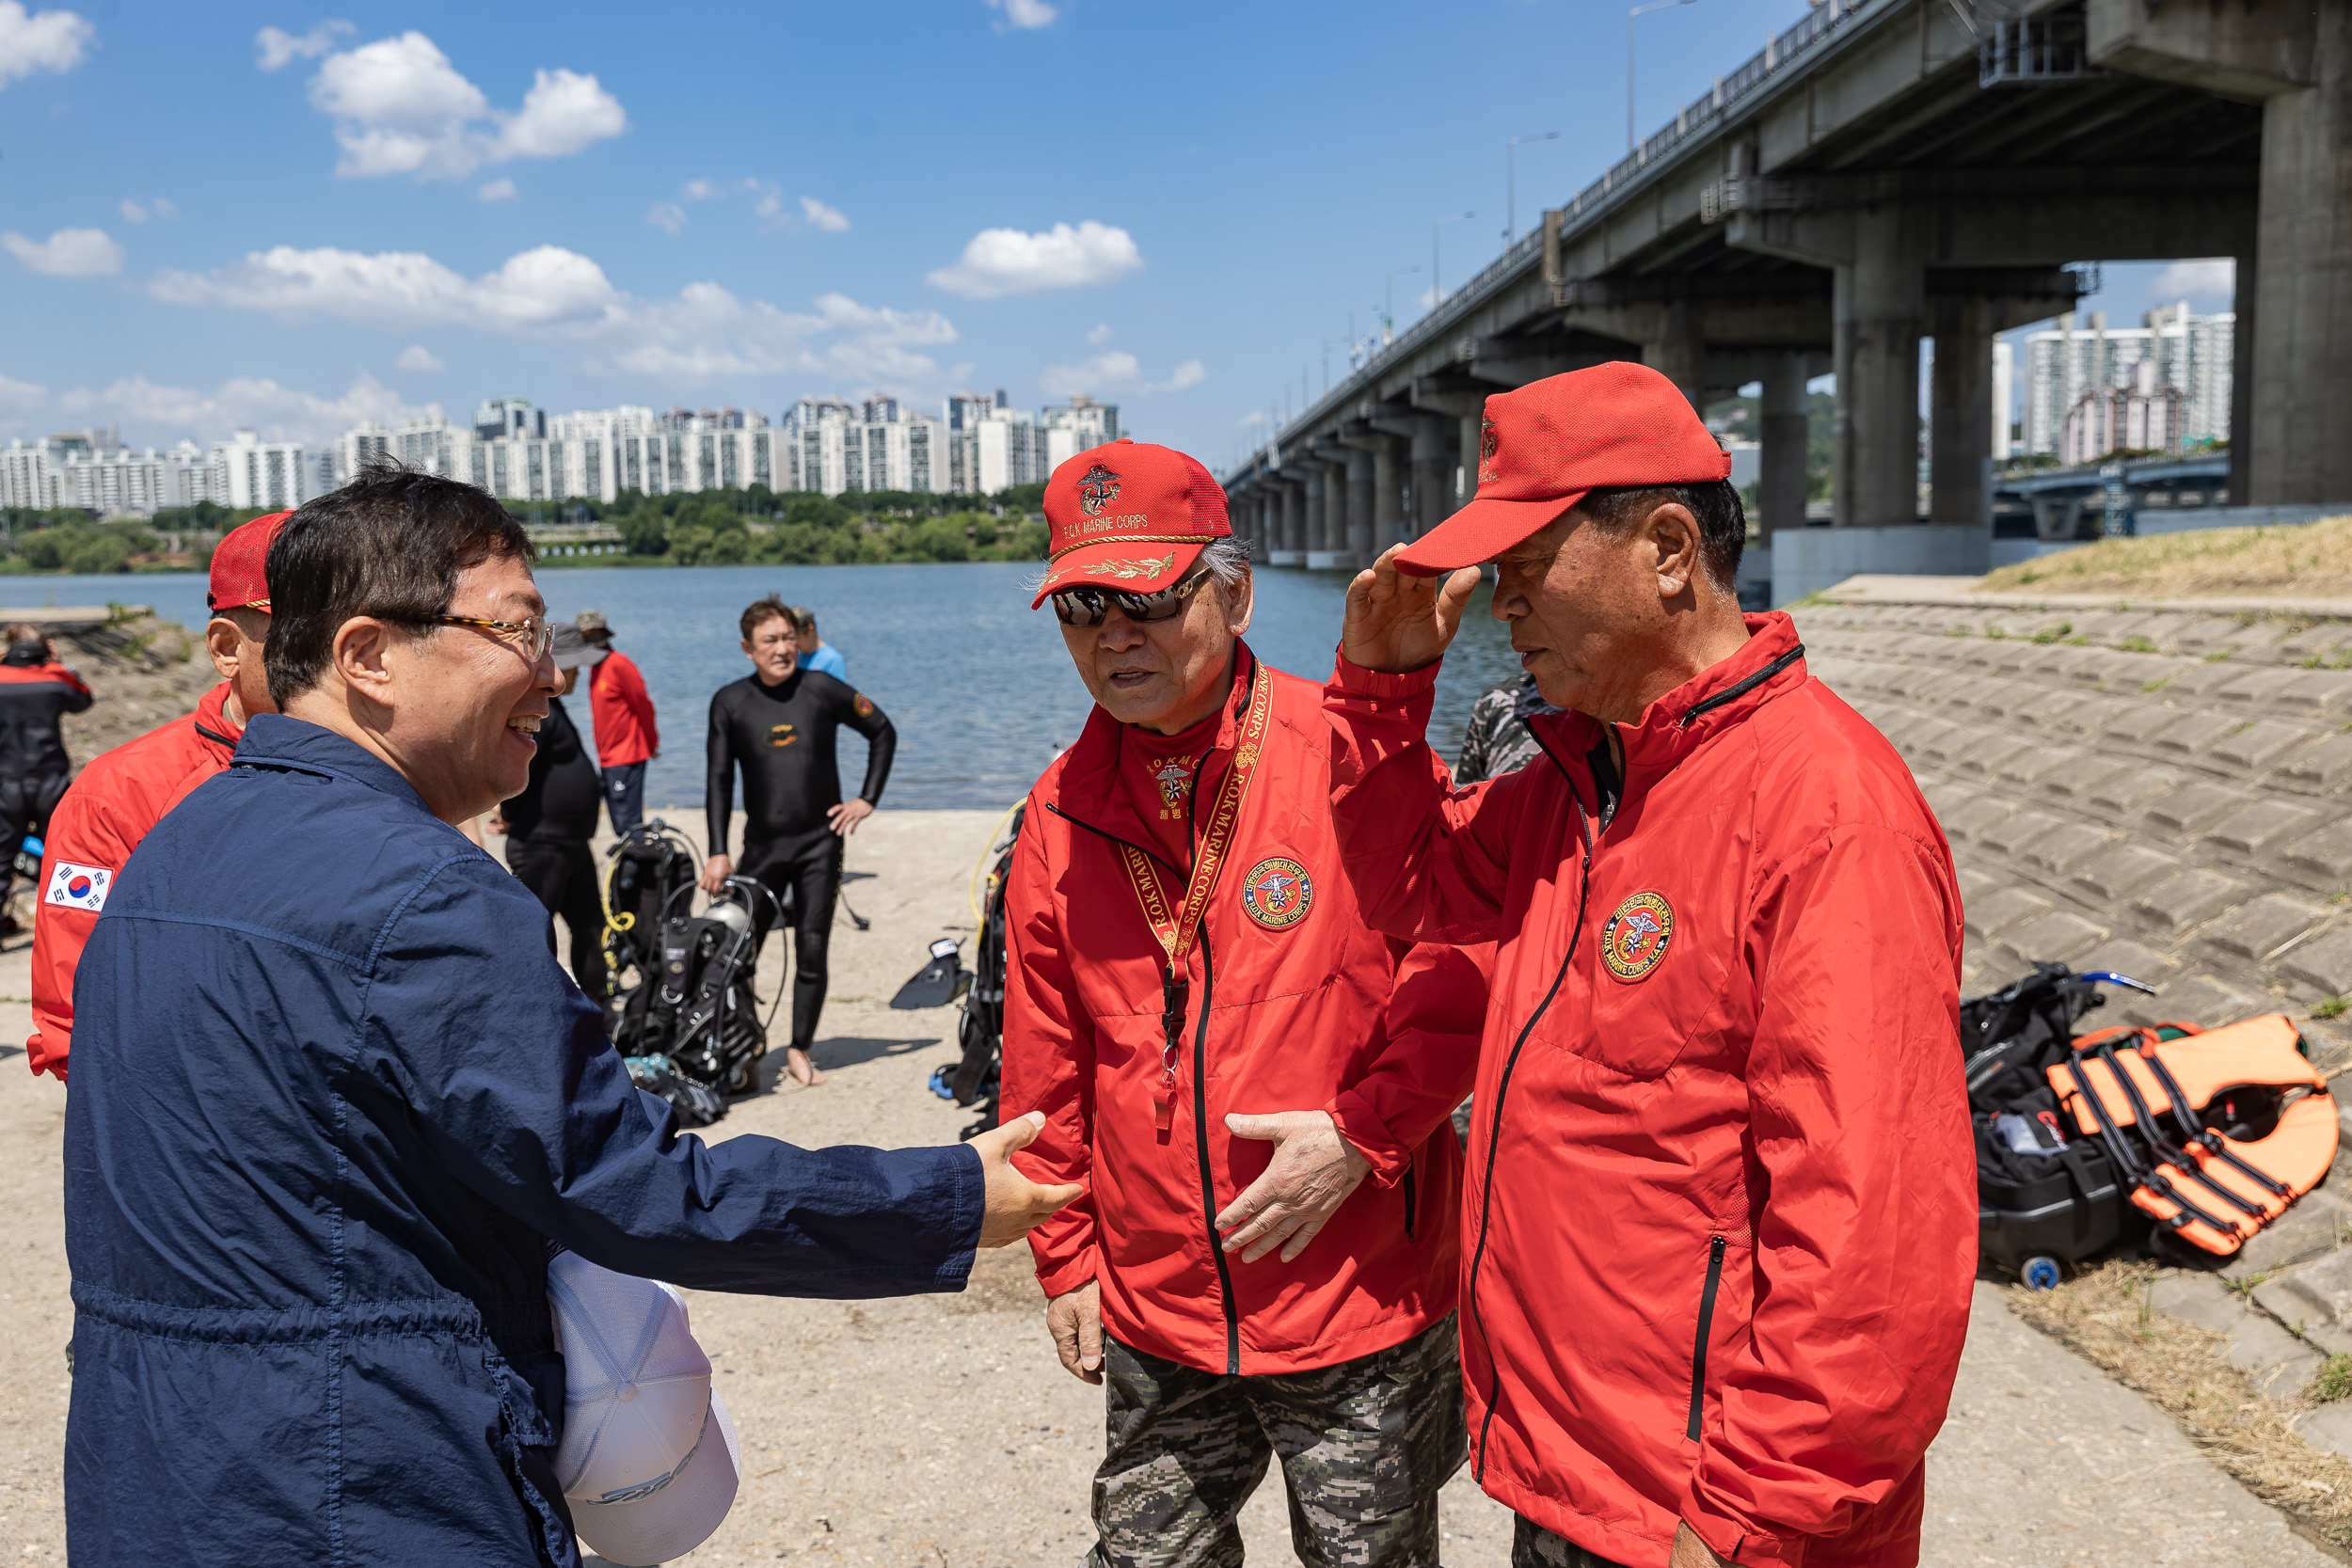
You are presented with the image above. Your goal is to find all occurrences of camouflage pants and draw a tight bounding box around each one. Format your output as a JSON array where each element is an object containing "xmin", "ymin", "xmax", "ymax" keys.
[
  {"xmin": 1088, "ymin": 1315, "xmax": 1465, "ymax": 1568},
  {"xmin": 1509, "ymin": 1516, "xmax": 1630, "ymax": 1568}
]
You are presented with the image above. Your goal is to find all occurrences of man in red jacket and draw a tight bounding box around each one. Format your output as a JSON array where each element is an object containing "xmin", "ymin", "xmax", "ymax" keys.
[
  {"xmin": 25, "ymin": 512, "xmax": 286, "ymax": 1083},
  {"xmin": 1004, "ymin": 439, "xmax": 1482, "ymax": 1567},
  {"xmin": 1323, "ymin": 363, "xmax": 1974, "ymax": 1568},
  {"xmin": 577, "ymin": 610, "xmax": 658, "ymax": 836}
]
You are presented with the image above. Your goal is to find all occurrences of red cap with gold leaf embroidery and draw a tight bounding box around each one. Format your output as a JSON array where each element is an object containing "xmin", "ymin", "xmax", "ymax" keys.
[
  {"xmin": 207, "ymin": 510, "xmax": 291, "ymax": 612},
  {"xmin": 1030, "ymin": 439, "xmax": 1232, "ymax": 610},
  {"xmin": 1394, "ymin": 361, "xmax": 1730, "ymax": 576}
]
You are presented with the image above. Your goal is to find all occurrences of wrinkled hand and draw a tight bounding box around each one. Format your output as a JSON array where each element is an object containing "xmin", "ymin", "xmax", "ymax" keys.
[
  {"xmin": 973, "ymin": 1110, "xmax": 1085, "ymax": 1248},
  {"xmin": 827, "ymin": 798, "xmax": 874, "ymax": 836},
  {"xmin": 1045, "ymin": 1279, "xmax": 1104, "ymax": 1385},
  {"xmin": 699, "ymin": 853, "xmax": 733, "ymax": 895},
  {"xmin": 1214, "ymin": 1111, "xmax": 1372, "ymax": 1263},
  {"xmin": 1341, "ymin": 546, "xmax": 1484, "ymax": 674},
  {"xmin": 1669, "ymin": 1524, "xmax": 1735, "ymax": 1568}
]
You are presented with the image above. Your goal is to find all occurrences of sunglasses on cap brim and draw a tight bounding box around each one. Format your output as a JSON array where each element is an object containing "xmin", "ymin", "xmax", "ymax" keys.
[{"xmin": 1050, "ymin": 566, "xmax": 1214, "ymax": 628}]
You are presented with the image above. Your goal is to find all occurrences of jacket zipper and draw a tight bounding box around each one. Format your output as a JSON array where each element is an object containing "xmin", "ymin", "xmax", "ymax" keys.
[
  {"xmin": 1685, "ymin": 1234, "xmax": 1727, "ymax": 1441},
  {"xmin": 1677, "ymin": 645, "xmax": 1804, "ymax": 727},
  {"xmin": 1402, "ymin": 1166, "xmax": 1418, "ymax": 1240},
  {"xmin": 1469, "ymin": 730, "xmax": 1597, "ymax": 1482},
  {"xmin": 1042, "ymin": 798, "xmax": 1241, "ymax": 1375}
]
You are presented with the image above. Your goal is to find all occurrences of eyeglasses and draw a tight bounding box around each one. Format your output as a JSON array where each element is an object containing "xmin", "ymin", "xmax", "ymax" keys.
[
  {"xmin": 1051, "ymin": 568, "xmax": 1213, "ymax": 628},
  {"xmin": 396, "ymin": 613, "xmax": 556, "ymax": 661}
]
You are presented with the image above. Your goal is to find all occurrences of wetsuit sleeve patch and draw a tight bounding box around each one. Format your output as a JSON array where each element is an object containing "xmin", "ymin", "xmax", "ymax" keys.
[
  {"xmin": 853, "ymin": 693, "xmax": 874, "ymax": 718},
  {"xmin": 45, "ymin": 861, "xmax": 113, "ymax": 912}
]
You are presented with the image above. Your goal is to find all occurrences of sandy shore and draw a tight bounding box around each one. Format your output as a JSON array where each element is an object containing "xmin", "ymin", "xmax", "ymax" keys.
[{"xmin": 0, "ymin": 808, "xmax": 2323, "ymax": 1566}]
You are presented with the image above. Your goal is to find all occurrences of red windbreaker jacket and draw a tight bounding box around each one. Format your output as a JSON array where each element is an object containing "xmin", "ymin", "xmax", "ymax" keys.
[
  {"xmin": 589, "ymin": 649, "xmax": 659, "ymax": 768},
  {"xmin": 27, "ymin": 681, "xmax": 242, "ymax": 1081},
  {"xmin": 1004, "ymin": 646, "xmax": 1484, "ymax": 1375},
  {"xmin": 1325, "ymin": 614, "xmax": 1973, "ymax": 1568}
]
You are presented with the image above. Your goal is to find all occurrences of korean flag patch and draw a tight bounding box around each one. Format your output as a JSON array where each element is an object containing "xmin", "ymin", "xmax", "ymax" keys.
[{"xmin": 45, "ymin": 861, "xmax": 112, "ymax": 913}]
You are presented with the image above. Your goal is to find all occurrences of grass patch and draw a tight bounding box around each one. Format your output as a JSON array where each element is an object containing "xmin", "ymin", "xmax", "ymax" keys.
[
  {"xmin": 2319, "ymin": 1356, "xmax": 2352, "ymax": 1404},
  {"xmin": 2206, "ymin": 651, "xmax": 2233, "ymax": 663},
  {"xmin": 2120, "ymin": 635, "xmax": 2157, "ymax": 653},
  {"xmin": 1977, "ymin": 513, "xmax": 2352, "ymax": 598},
  {"xmin": 2032, "ymin": 622, "xmax": 2074, "ymax": 643},
  {"xmin": 2144, "ymin": 675, "xmax": 2175, "ymax": 693},
  {"xmin": 2316, "ymin": 996, "xmax": 2351, "ymax": 1021},
  {"xmin": 2010, "ymin": 1260, "xmax": 2352, "ymax": 1547}
]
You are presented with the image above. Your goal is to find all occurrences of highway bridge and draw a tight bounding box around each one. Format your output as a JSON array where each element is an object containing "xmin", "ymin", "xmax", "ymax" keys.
[{"xmin": 1219, "ymin": 0, "xmax": 2348, "ymax": 604}]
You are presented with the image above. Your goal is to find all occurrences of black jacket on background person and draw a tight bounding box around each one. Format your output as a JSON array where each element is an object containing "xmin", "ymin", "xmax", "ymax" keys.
[
  {"xmin": 705, "ymin": 669, "xmax": 894, "ymax": 857},
  {"xmin": 502, "ymin": 696, "xmax": 601, "ymax": 845}
]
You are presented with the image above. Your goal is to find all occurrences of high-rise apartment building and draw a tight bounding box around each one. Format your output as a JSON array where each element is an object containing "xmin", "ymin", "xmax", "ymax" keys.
[
  {"xmin": 1040, "ymin": 394, "xmax": 1120, "ymax": 471},
  {"xmin": 2023, "ymin": 304, "xmax": 2233, "ymax": 458}
]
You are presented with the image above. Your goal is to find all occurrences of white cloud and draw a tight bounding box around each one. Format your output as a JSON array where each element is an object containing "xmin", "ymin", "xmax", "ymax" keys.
[
  {"xmin": 254, "ymin": 19, "xmax": 350, "ymax": 71},
  {"xmin": 646, "ymin": 202, "xmax": 686, "ymax": 235},
  {"xmin": 928, "ymin": 220, "xmax": 1142, "ymax": 298},
  {"xmin": 118, "ymin": 198, "xmax": 145, "ymax": 223},
  {"xmin": 983, "ymin": 0, "xmax": 1058, "ymax": 30},
  {"xmin": 394, "ymin": 344, "xmax": 443, "ymax": 373},
  {"xmin": 2147, "ymin": 257, "xmax": 2235, "ymax": 308},
  {"xmin": 681, "ymin": 178, "xmax": 721, "ymax": 202},
  {"xmin": 149, "ymin": 241, "xmax": 963, "ymax": 394},
  {"xmin": 52, "ymin": 372, "xmax": 437, "ymax": 447},
  {"xmin": 1086, "ymin": 323, "xmax": 1113, "ymax": 345},
  {"xmin": 751, "ymin": 185, "xmax": 786, "ymax": 230},
  {"xmin": 477, "ymin": 177, "xmax": 516, "ymax": 202},
  {"xmin": 800, "ymin": 196, "xmax": 850, "ymax": 233},
  {"xmin": 0, "ymin": 2, "xmax": 93, "ymax": 87},
  {"xmin": 0, "ymin": 370, "xmax": 48, "ymax": 415},
  {"xmin": 486, "ymin": 67, "xmax": 626, "ymax": 160},
  {"xmin": 3, "ymin": 225, "xmax": 121, "ymax": 277},
  {"xmin": 151, "ymin": 197, "xmax": 176, "ymax": 220},
  {"xmin": 301, "ymin": 31, "xmax": 623, "ymax": 181},
  {"xmin": 1040, "ymin": 351, "xmax": 1205, "ymax": 398}
]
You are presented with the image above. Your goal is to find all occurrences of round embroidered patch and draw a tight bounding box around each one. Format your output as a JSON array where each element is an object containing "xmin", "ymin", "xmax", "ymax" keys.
[
  {"xmin": 1239, "ymin": 857, "xmax": 1313, "ymax": 930},
  {"xmin": 1600, "ymin": 891, "xmax": 1674, "ymax": 981}
]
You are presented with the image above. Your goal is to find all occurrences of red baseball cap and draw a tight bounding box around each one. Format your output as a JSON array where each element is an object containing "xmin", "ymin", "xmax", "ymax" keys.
[
  {"xmin": 207, "ymin": 510, "xmax": 290, "ymax": 612},
  {"xmin": 1030, "ymin": 438, "xmax": 1231, "ymax": 610},
  {"xmin": 1394, "ymin": 361, "xmax": 1731, "ymax": 576}
]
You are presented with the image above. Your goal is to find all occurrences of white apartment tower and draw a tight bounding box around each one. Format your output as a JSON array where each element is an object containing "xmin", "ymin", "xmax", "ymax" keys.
[{"xmin": 2024, "ymin": 303, "xmax": 2233, "ymax": 458}]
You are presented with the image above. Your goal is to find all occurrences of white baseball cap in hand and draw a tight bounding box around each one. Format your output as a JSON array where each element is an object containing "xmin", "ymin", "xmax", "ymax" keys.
[{"xmin": 547, "ymin": 1251, "xmax": 741, "ymax": 1567}]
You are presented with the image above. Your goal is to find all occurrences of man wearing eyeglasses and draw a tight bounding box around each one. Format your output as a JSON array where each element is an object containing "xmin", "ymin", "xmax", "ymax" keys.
[
  {"xmin": 1002, "ymin": 439, "xmax": 1484, "ymax": 1568},
  {"xmin": 60, "ymin": 461, "xmax": 1081, "ymax": 1567}
]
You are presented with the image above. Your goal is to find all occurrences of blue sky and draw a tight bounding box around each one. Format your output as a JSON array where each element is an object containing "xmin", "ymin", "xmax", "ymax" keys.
[{"xmin": 0, "ymin": 0, "xmax": 2240, "ymax": 470}]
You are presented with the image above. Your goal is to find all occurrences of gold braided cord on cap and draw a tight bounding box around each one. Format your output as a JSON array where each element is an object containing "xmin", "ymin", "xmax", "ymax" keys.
[{"xmin": 1048, "ymin": 533, "xmax": 1215, "ymax": 562}]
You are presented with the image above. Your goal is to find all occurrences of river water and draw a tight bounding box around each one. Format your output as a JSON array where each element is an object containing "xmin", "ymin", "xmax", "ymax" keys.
[{"xmin": 4, "ymin": 563, "xmax": 1527, "ymax": 811}]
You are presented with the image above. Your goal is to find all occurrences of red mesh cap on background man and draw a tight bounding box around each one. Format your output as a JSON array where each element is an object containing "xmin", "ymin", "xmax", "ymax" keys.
[
  {"xmin": 206, "ymin": 511, "xmax": 292, "ymax": 612},
  {"xmin": 1393, "ymin": 360, "xmax": 1731, "ymax": 576},
  {"xmin": 1029, "ymin": 438, "xmax": 1231, "ymax": 610}
]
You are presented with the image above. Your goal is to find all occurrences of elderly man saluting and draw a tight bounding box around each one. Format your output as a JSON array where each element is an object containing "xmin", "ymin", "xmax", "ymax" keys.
[
  {"xmin": 1004, "ymin": 440, "xmax": 1482, "ymax": 1568},
  {"xmin": 63, "ymin": 463, "xmax": 1079, "ymax": 1567},
  {"xmin": 1321, "ymin": 363, "xmax": 1974, "ymax": 1568}
]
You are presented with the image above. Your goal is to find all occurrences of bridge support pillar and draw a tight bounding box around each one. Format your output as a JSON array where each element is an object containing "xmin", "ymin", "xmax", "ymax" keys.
[
  {"xmin": 1641, "ymin": 299, "xmax": 1707, "ymax": 408},
  {"xmin": 1759, "ymin": 352, "xmax": 1810, "ymax": 542},
  {"xmin": 1834, "ymin": 205, "xmax": 1926, "ymax": 529},
  {"xmin": 1296, "ymin": 467, "xmax": 1327, "ymax": 565},
  {"xmin": 1343, "ymin": 449, "xmax": 1375, "ymax": 563},
  {"xmin": 1928, "ymin": 295, "xmax": 1996, "ymax": 529},
  {"xmin": 1409, "ymin": 420, "xmax": 1457, "ymax": 539},
  {"xmin": 1274, "ymin": 480, "xmax": 1302, "ymax": 561}
]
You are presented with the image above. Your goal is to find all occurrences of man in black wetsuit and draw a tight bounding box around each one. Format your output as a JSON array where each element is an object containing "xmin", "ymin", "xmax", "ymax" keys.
[
  {"xmin": 703, "ymin": 593, "xmax": 895, "ymax": 1087},
  {"xmin": 495, "ymin": 620, "xmax": 608, "ymax": 1006}
]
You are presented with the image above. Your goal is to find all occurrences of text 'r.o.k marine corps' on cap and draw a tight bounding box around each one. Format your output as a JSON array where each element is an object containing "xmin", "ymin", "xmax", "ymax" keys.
[
  {"xmin": 1393, "ymin": 360, "xmax": 1732, "ymax": 576},
  {"xmin": 1030, "ymin": 438, "xmax": 1232, "ymax": 610},
  {"xmin": 206, "ymin": 511, "xmax": 292, "ymax": 612}
]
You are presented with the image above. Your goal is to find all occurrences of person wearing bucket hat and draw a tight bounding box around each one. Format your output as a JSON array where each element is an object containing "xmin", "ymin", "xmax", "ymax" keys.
[
  {"xmin": 546, "ymin": 1251, "xmax": 741, "ymax": 1567},
  {"xmin": 24, "ymin": 509, "xmax": 289, "ymax": 1084},
  {"xmin": 1311, "ymin": 362, "xmax": 1973, "ymax": 1568},
  {"xmin": 1003, "ymin": 439, "xmax": 1488, "ymax": 1566},
  {"xmin": 494, "ymin": 621, "xmax": 612, "ymax": 1007}
]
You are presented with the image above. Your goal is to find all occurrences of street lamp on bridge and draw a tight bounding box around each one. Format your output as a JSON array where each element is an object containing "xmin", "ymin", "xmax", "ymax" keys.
[
  {"xmin": 1431, "ymin": 213, "xmax": 1473, "ymax": 311},
  {"xmin": 1504, "ymin": 132, "xmax": 1558, "ymax": 245},
  {"xmin": 1382, "ymin": 268, "xmax": 1419, "ymax": 345},
  {"xmin": 1628, "ymin": 0, "xmax": 1701, "ymax": 155}
]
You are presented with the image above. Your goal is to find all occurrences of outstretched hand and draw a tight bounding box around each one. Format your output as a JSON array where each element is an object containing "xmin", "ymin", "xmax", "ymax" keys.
[
  {"xmin": 972, "ymin": 1110, "xmax": 1086, "ymax": 1248},
  {"xmin": 1213, "ymin": 1111, "xmax": 1372, "ymax": 1264},
  {"xmin": 1341, "ymin": 546, "xmax": 1484, "ymax": 674}
]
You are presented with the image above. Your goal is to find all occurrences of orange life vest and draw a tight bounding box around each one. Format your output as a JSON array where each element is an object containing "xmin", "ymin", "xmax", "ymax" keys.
[{"xmin": 2045, "ymin": 1014, "xmax": 2337, "ymax": 1257}]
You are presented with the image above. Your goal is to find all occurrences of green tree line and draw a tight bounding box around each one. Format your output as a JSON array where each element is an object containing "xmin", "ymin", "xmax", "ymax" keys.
[{"xmin": 516, "ymin": 485, "xmax": 1052, "ymax": 567}]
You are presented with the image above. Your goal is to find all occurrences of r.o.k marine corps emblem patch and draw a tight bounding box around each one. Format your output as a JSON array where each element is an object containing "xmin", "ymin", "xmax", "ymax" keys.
[
  {"xmin": 1077, "ymin": 463, "xmax": 1122, "ymax": 517},
  {"xmin": 1239, "ymin": 857, "xmax": 1313, "ymax": 930},
  {"xmin": 1477, "ymin": 412, "xmax": 1500, "ymax": 484},
  {"xmin": 1599, "ymin": 891, "xmax": 1673, "ymax": 981}
]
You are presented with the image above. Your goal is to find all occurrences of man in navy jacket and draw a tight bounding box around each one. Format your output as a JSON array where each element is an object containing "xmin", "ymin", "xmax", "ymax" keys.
[{"xmin": 62, "ymin": 462, "xmax": 1076, "ymax": 1567}]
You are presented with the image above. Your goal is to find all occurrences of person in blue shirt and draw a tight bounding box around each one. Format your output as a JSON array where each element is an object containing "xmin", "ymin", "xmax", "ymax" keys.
[
  {"xmin": 61, "ymin": 461, "xmax": 1078, "ymax": 1568},
  {"xmin": 793, "ymin": 606, "xmax": 848, "ymax": 678}
]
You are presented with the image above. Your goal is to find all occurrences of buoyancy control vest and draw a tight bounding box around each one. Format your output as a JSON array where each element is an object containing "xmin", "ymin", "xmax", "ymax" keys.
[{"xmin": 2046, "ymin": 1014, "xmax": 2338, "ymax": 1257}]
